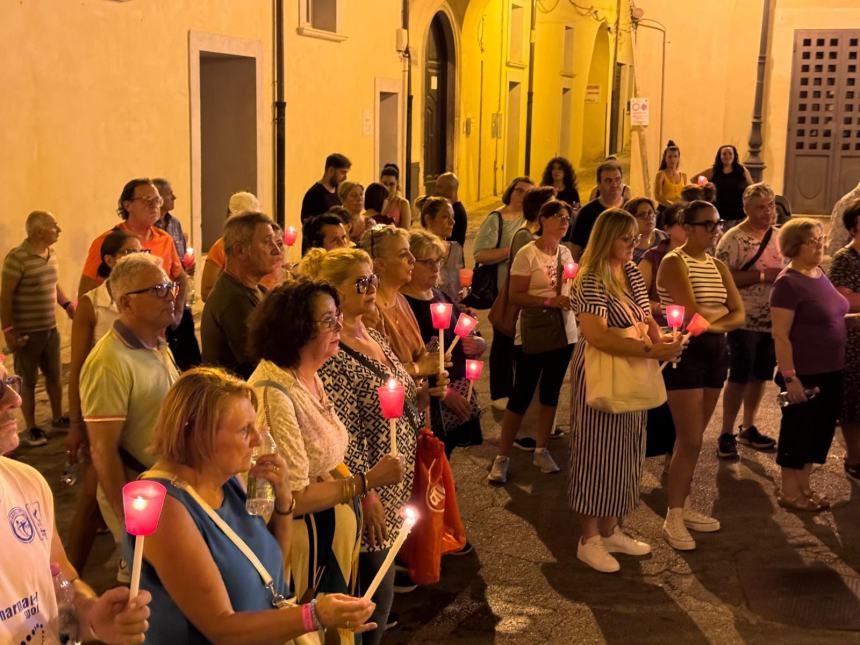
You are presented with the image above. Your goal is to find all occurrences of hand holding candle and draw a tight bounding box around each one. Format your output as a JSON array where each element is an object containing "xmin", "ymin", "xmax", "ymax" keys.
[
  {"xmin": 563, "ymin": 261, "xmax": 579, "ymax": 281},
  {"xmin": 362, "ymin": 507, "xmax": 418, "ymax": 600},
  {"xmin": 665, "ymin": 304, "xmax": 685, "ymax": 369},
  {"xmin": 465, "ymin": 358, "xmax": 483, "ymax": 400},
  {"xmin": 697, "ymin": 175, "xmax": 707, "ymax": 186},
  {"xmin": 283, "ymin": 226, "xmax": 298, "ymax": 247},
  {"xmin": 430, "ymin": 302, "xmax": 454, "ymax": 374},
  {"xmin": 123, "ymin": 480, "xmax": 168, "ymax": 600},
  {"xmin": 377, "ymin": 378, "xmax": 405, "ymax": 455},
  {"xmin": 458, "ymin": 268, "xmax": 473, "ymax": 288},
  {"xmin": 446, "ymin": 313, "xmax": 478, "ymax": 354}
]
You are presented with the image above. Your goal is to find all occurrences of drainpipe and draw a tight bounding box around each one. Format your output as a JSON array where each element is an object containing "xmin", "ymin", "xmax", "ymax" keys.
[
  {"xmin": 635, "ymin": 19, "xmax": 666, "ymax": 152},
  {"xmin": 745, "ymin": 0, "xmax": 772, "ymax": 182},
  {"xmin": 273, "ymin": 0, "xmax": 286, "ymax": 227},
  {"xmin": 403, "ymin": 0, "xmax": 413, "ymax": 200},
  {"xmin": 523, "ymin": 0, "xmax": 537, "ymax": 175}
]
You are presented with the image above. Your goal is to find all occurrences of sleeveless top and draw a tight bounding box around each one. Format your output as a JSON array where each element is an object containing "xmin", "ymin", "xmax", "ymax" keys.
[
  {"xmin": 84, "ymin": 280, "xmax": 120, "ymax": 342},
  {"xmin": 126, "ymin": 477, "xmax": 289, "ymax": 644},
  {"xmin": 656, "ymin": 171, "xmax": 687, "ymax": 204},
  {"xmin": 711, "ymin": 169, "xmax": 748, "ymax": 222},
  {"xmin": 657, "ymin": 248, "xmax": 727, "ymax": 310}
]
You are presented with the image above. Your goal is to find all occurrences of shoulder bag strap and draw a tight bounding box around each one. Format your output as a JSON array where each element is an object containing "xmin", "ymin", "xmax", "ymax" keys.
[
  {"xmin": 140, "ymin": 470, "xmax": 290, "ymax": 609},
  {"xmin": 494, "ymin": 211, "xmax": 504, "ymax": 249},
  {"xmin": 739, "ymin": 227, "xmax": 774, "ymax": 271}
]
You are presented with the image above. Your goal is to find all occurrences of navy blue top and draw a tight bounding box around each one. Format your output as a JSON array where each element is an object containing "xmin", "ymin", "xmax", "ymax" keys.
[{"xmin": 124, "ymin": 477, "xmax": 289, "ymax": 644}]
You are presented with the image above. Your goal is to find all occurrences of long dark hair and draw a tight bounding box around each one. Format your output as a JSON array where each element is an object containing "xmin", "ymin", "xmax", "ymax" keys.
[
  {"xmin": 659, "ymin": 140, "xmax": 680, "ymax": 171},
  {"xmin": 540, "ymin": 156, "xmax": 578, "ymax": 192},
  {"xmin": 711, "ymin": 144, "xmax": 744, "ymax": 177},
  {"xmin": 97, "ymin": 230, "xmax": 137, "ymax": 279}
]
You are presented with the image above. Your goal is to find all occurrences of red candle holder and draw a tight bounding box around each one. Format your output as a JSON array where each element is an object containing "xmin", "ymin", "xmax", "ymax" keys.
[
  {"xmin": 697, "ymin": 175, "xmax": 707, "ymax": 186},
  {"xmin": 283, "ymin": 226, "xmax": 298, "ymax": 247},
  {"xmin": 430, "ymin": 302, "xmax": 454, "ymax": 329},
  {"xmin": 563, "ymin": 262, "xmax": 579, "ymax": 280},
  {"xmin": 686, "ymin": 312, "xmax": 711, "ymax": 337},
  {"xmin": 665, "ymin": 304, "xmax": 685, "ymax": 332},
  {"xmin": 377, "ymin": 378, "xmax": 405, "ymax": 420},
  {"xmin": 454, "ymin": 313, "xmax": 477, "ymax": 337},
  {"xmin": 458, "ymin": 268, "xmax": 473, "ymax": 288},
  {"xmin": 122, "ymin": 480, "xmax": 168, "ymax": 536},
  {"xmin": 465, "ymin": 359, "xmax": 484, "ymax": 381},
  {"xmin": 182, "ymin": 247, "xmax": 195, "ymax": 269}
]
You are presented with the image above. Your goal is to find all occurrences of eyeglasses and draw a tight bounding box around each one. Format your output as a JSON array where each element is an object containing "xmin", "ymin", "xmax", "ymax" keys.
[
  {"xmin": 804, "ymin": 236, "xmax": 825, "ymax": 247},
  {"xmin": 124, "ymin": 281, "xmax": 178, "ymax": 299},
  {"xmin": 620, "ymin": 234, "xmax": 644, "ymax": 246},
  {"xmin": 131, "ymin": 196, "xmax": 164, "ymax": 208},
  {"xmin": 635, "ymin": 211, "xmax": 656, "ymax": 220},
  {"xmin": 548, "ymin": 214, "xmax": 571, "ymax": 224},
  {"xmin": 0, "ymin": 375, "xmax": 22, "ymax": 400},
  {"xmin": 115, "ymin": 248, "xmax": 152, "ymax": 258},
  {"xmin": 688, "ymin": 219, "xmax": 725, "ymax": 233},
  {"xmin": 415, "ymin": 258, "xmax": 445, "ymax": 269},
  {"xmin": 354, "ymin": 273, "xmax": 379, "ymax": 294},
  {"xmin": 313, "ymin": 311, "xmax": 344, "ymax": 332}
]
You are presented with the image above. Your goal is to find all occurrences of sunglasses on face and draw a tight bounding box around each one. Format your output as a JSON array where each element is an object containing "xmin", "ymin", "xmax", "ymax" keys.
[
  {"xmin": 354, "ymin": 273, "xmax": 379, "ymax": 294},
  {"xmin": 313, "ymin": 311, "xmax": 344, "ymax": 332},
  {"xmin": 688, "ymin": 219, "xmax": 725, "ymax": 233},
  {"xmin": 0, "ymin": 375, "xmax": 22, "ymax": 401},
  {"xmin": 124, "ymin": 281, "xmax": 178, "ymax": 299}
]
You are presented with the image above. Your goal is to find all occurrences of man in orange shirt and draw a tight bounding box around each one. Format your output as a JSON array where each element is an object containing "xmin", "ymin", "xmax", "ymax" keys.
[{"xmin": 78, "ymin": 178, "xmax": 187, "ymax": 331}]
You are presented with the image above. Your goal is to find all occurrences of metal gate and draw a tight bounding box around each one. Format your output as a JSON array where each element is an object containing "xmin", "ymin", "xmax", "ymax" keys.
[{"xmin": 784, "ymin": 30, "xmax": 860, "ymax": 214}]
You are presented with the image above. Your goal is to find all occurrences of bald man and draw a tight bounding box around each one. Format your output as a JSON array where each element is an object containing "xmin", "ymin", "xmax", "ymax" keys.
[{"xmin": 435, "ymin": 172, "xmax": 467, "ymax": 246}]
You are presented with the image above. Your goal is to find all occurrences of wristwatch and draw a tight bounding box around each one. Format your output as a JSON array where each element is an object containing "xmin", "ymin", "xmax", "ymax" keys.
[{"xmin": 784, "ymin": 375, "xmax": 795, "ymax": 384}]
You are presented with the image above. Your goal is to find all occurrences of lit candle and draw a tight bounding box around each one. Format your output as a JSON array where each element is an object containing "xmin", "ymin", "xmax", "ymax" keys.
[
  {"xmin": 362, "ymin": 507, "xmax": 418, "ymax": 600},
  {"xmin": 377, "ymin": 378, "xmax": 405, "ymax": 455},
  {"xmin": 563, "ymin": 261, "xmax": 579, "ymax": 281},
  {"xmin": 182, "ymin": 247, "xmax": 195, "ymax": 269},
  {"xmin": 665, "ymin": 305, "xmax": 685, "ymax": 337},
  {"xmin": 122, "ymin": 480, "xmax": 168, "ymax": 600},
  {"xmin": 283, "ymin": 226, "xmax": 298, "ymax": 247},
  {"xmin": 446, "ymin": 313, "xmax": 478, "ymax": 354},
  {"xmin": 458, "ymin": 268, "xmax": 473, "ymax": 288},
  {"xmin": 465, "ymin": 359, "xmax": 483, "ymax": 400},
  {"xmin": 430, "ymin": 303, "xmax": 453, "ymax": 374},
  {"xmin": 697, "ymin": 175, "xmax": 707, "ymax": 186},
  {"xmin": 686, "ymin": 312, "xmax": 711, "ymax": 337}
]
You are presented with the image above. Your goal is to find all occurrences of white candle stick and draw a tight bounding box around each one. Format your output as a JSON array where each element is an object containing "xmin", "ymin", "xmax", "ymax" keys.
[
  {"xmin": 362, "ymin": 509, "xmax": 417, "ymax": 600},
  {"xmin": 447, "ymin": 335, "xmax": 461, "ymax": 354},
  {"xmin": 467, "ymin": 380, "xmax": 474, "ymax": 400},
  {"xmin": 389, "ymin": 418, "xmax": 398, "ymax": 456},
  {"xmin": 438, "ymin": 329, "xmax": 445, "ymax": 374},
  {"xmin": 660, "ymin": 332, "xmax": 690, "ymax": 372},
  {"xmin": 129, "ymin": 535, "xmax": 145, "ymax": 599}
]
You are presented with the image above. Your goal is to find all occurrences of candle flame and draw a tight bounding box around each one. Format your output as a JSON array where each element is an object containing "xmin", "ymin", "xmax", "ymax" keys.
[
  {"xmin": 387, "ymin": 378, "xmax": 397, "ymax": 390},
  {"xmin": 132, "ymin": 496, "xmax": 147, "ymax": 511},
  {"xmin": 404, "ymin": 506, "xmax": 417, "ymax": 525},
  {"xmin": 187, "ymin": 247, "xmax": 194, "ymax": 255}
]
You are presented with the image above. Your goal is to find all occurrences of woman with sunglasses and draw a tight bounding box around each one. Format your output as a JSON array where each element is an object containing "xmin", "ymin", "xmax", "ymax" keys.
[
  {"xmin": 246, "ymin": 280, "xmax": 404, "ymax": 641},
  {"xmin": 656, "ymin": 200, "xmax": 745, "ymax": 551},
  {"xmin": 488, "ymin": 200, "xmax": 579, "ymax": 484},
  {"xmin": 65, "ymin": 230, "xmax": 144, "ymax": 573},
  {"xmin": 300, "ymin": 247, "xmax": 426, "ymax": 645}
]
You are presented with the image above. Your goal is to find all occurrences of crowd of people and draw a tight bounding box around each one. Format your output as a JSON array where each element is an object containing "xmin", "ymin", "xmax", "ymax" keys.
[{"xmin": 1, "ymin": 142, "xmax": 858, "ymax": 642}]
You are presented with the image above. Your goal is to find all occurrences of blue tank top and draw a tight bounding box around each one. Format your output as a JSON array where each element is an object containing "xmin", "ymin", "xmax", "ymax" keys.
[{"xmin": 123, "ymin": 477, "xmax": 290, "ymax": 644}]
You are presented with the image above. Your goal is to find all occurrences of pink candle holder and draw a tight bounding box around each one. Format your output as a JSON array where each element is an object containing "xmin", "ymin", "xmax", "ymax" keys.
[
  {"xmin": 563, "ymin": 262, "xmax": 579, "ymax": 280},
  {"xmin": 665, "ymin": 305, "xmax": 685, "ymax": 333},
  {"xmin": 182, "ymin": 247, "xmax": 195, "ymax": 269},
  {"xmin": 697, "ymin": 175, "xmax": 707, "ymax": 186},
  {"xmin": 430, "ymin": 303, "xmax": 453, "ymax": 329},
  {"xmin": 123, "ymin": 480, "xmax": 168, "ymax": 599},
  {"xmin": 465, "ymin": 359, "xmax": 483, "ymax": 399},
  {"xmin": 447, "ymin": 313, "xmax": 478, "ymax": 353},
  {"xmin": 458, "ymin": 268, "xmax": 473, "ymax": 288},
  {"xmin": 378, "ymin": 378, "xmax": 405, "ymax": 455},
  {"xmin": 686, "ymin": 312, "xmax": 711, "ymax": 337},
  {"xmin": 283, "ymin": 226, "xmax": 298, "ymax": 247}
]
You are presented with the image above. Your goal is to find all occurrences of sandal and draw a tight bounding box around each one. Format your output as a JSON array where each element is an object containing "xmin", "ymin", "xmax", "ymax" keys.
[{"xmin": 777, "ymin": 491, "xmax": 825, "ymax": 513}]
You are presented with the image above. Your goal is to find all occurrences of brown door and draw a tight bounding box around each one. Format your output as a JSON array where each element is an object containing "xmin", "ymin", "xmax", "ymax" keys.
[
  {"xmin": 785, "ymin": 31, "xmax": 860, "ymax": 214},
  {"xmin": 423, "ymin": 12, "xmax": 455, "ymax": 196}
]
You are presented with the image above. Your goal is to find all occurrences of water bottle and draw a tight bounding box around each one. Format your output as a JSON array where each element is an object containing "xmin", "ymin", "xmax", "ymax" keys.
[
  {"xmin": 777, "ymin": 386, "xmax": 820, "ymax": 408},
  {"xmin": 60, "ymin": 447, "xmax": 85, "ymax": 487},
  {"xmin": 246, "ymin": 429, "xmax": 277, "ymax": 517},
  {"xmin": 51, "ymin": 562, "xmax": 79, "ymax": 644}
]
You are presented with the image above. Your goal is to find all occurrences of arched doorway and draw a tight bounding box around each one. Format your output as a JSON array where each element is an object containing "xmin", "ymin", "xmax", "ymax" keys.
[
  {"xmin": 582, "ymin": 25, "xmax": 610, "ymax": 163},
  {"xmin": 423, "ymin": 11, "xmax": 456, "ymax": 195}
]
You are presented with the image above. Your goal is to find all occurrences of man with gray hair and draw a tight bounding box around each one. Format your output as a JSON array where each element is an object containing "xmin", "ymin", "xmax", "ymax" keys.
[
  {"xmin": 1, "ymin": 211, "xmax": 75, "ymax": 445},
  {"xmin": 201, "ymin": 211, "xmax": 280, "ymax": 378},
  {"xmin": 715, "ymin": 182, "xmax": 786, "ymax": 459},
  {"xmin": 80, "ymin": 253, "xmax": 179, "ymax": 578}
]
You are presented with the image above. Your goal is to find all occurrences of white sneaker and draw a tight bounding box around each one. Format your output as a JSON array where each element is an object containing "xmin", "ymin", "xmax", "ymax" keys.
[
  {"xmin": 683, "ymin": 507, "xmax": 721, "ymax": 533},
  {"xmin": 533, "ymin": 448, "xmax": 560, "ymax": 474},
  {"xmin": 663, "ymin": 508, "xmax": 696, "ymax": 551},
  {"xmin": 577, "ymin": 535, "xmax": 620, "ymax": 573},
  {"xmin": 491, "ymin": 397, "xmax": 508, "ymax": 411},
  {"xmin": 602, "ymin": 526, "xmax": 651, "ymax": 556},
  {"xmin": 487, "ymin": 455, "xmax": 510, "ymax": 483}
]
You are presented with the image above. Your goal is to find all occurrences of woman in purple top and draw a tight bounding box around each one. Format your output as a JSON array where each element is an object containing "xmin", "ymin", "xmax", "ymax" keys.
[{"xmin": 770, "ymin": 218, "xmax": 849, "ymax": 512}]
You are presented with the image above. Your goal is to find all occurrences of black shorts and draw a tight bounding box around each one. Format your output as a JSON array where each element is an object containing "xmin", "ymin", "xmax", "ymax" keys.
[
  {"xmin": 663, "ymin": 332, "xmax": 728, "ymax": 391},
  {"xmin": 727, "ymin": 329, "xmax": 776, "ymax": 384},
  {"xmin": 776, "ymin": 371, "xmax": 842, "ymax": 470}
]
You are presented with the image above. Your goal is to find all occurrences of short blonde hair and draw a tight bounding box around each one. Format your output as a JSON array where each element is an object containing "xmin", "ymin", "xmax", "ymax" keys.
[
  {"xmin": 358, "ymin": 224, "xmax": 409, "ymax": 260},
  {"xmin": 338, "ymin": 181, "xmax": 364, "ymax": 202},
  {"xmin": 778, "ymin": 217, "xmax": 822, "ymax": 259},
  {"xmin": 149, "ymin": 367, "xmax": 257, "ymax": 468},
  {"xmin": 298, "ymin": 246, "xmax": 372, "ymax": 287},
  {"xmin": 409, "ymin": 229, "xmax": 446, "ymax": 260}
]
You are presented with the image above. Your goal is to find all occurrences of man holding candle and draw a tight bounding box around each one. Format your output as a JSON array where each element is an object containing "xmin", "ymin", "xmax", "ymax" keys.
[
  {"xmin": 0, "ymin": 359, "xmax": 153, "ymax": 644},
  {"xmin": 715, "ymin": 183, "xmax": 785, "ymax": 459}
]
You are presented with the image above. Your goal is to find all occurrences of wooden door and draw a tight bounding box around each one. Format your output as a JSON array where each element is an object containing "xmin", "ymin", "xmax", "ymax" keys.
[{"xmin": 423, "ymin": 14, "xmax": 448, "ymax": 195}]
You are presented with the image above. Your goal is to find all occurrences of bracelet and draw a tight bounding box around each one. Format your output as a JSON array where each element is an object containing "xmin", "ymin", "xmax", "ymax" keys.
[
  {"xmin": 301, "ymin": 602, "xmax": 315, "ymax": 632},
  {"xmin": 273, "ymin": 497, "xmax": 296, "ymax": 516},
  {"xmin": 781, "ymin": 368, "xmax": 796, "ymax": 378},
  {"xmin": 309, "ymin": 598, "xmax": 323, "ymax": 630}
]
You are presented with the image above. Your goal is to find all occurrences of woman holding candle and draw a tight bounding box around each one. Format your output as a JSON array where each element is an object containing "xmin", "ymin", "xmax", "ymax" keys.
[
  {"xmin": 417, "ymin": 195, "xmax": 465, "ymax": 303},
  {"xmin": 771, "ymin": 218, "xmax": 849, "ymax": 510},
  {"xmin": 656, "ymin": 200, "xmax": 745, "ymax": 550},
  {"xmin": 567, "ymin": 209, "xmax": 684, "ymax": 573},
  {"xmin": 246, "ymin": 280, "xmax": 404, "ymax": 634},
  {"xmin": 131, "ymin": 367, "xmax": 376, "ymax": 643},
  {"xmin": 488, "ymin": 200, "xmax": 579, "ymax": 483},
  {"xmin": 625, "ymin": 197, "xmax": 668, "ymax": 264},
  {"xmin": 829, "ymin": 201, "xmax": 860, "ymax": 483},
  {"xmin": 300, "ymin": 248, "xmax": 426, "ymax": 644},
  {"xmin": 404, "ymin": 230, "xmax": 486, "ymax": 455},
  {"xmin": 474, "ymin": 176, "xmax": 534, "ymax": 408}
]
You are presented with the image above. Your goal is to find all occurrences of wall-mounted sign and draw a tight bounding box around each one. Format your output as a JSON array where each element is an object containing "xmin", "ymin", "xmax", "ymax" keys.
[
  {"xmin": 585, "ymin": 84, "xmax": 601, "ymax": 103},
  {"xmin": 630, "ymin": 97, "xmax": 649, "ymax": 126}
]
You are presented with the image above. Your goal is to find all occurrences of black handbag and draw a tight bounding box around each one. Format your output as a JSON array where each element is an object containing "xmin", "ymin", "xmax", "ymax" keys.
[
  {"xmin": 519, "ymin": 250, "xmax": 568, "ymax": 354},
  {"xmin": 462, "ymin": 211, "xmax": 503, "ymax": 309}
]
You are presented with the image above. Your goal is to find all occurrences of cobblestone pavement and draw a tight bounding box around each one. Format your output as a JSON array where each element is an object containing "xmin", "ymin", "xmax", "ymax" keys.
[{"xmin": 10, "ymin": 194, "xmax": 860, "ymax": 643}]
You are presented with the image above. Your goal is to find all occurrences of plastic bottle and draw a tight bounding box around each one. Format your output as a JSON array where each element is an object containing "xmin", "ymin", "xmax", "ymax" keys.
[
  {"xmin": 777, "ymin": 386, "xmax": 820, "ymax": 408},
  {"xmin": 60, "ymin": 447, "xmax": 85, "ymax": 487},
  {"xmin": 246, "ymin": 429, "xmax": 277, "ymax": 517},
  {"xmin": 51, "ymin": 562, "xmax": 80, "ymax": 644}
]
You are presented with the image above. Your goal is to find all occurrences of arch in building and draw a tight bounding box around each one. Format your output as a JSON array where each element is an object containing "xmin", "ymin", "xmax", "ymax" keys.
[
  {"xmin": 422, "ymin": 10, "xmax": 457, "ymax": 195},
  {"xmin": 582, "ymin": 24, "xmax": 611, "ymax": 163}
]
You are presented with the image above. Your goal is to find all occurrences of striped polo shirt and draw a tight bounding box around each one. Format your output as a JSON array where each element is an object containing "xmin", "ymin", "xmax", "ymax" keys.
[{"xmin": 2, "ymin": 240, "xmax": 58, "ymax": 333}]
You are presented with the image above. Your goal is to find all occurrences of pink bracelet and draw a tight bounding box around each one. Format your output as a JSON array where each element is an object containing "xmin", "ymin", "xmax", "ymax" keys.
[{"xmin": 301, "ymin": 602, "xmax": 315, "ymax": 632}]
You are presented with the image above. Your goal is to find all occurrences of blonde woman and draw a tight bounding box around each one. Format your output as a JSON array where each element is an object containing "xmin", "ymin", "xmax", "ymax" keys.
[
  {"xmin": 338, "ymin": 181, "xmax": 371, "ymax": 243},
  {"xmin": 568, "ymin": 209, "xmax": 683, "ymax": 573}
]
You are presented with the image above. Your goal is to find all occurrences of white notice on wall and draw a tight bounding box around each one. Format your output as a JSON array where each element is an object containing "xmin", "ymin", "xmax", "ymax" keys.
[
  {"xmin": 585, "ymin": 85, "xmax": 601, "ymax": 103},
  {"xmin": 630, "ymin": 97, "xmax": 650, "ymax": 126}
]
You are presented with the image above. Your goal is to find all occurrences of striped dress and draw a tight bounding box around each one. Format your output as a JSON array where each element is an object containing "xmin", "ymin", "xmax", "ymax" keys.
[
  {"xmin": 656, "ymin": 248, "xmax": 727, "ymax": 310},
  {"xmin": 568, "ymin": 263, "xmax": 651, "ymax": 517}
]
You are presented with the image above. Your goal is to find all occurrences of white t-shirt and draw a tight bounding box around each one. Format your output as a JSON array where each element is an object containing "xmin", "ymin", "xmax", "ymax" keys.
[
  {"xmin": 509, "ymin": 241, "xmax": 579, "ymax": 345},
  {"xmin": 0, "ymin": 457, "xmax": 60, "ymax": 645}
]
